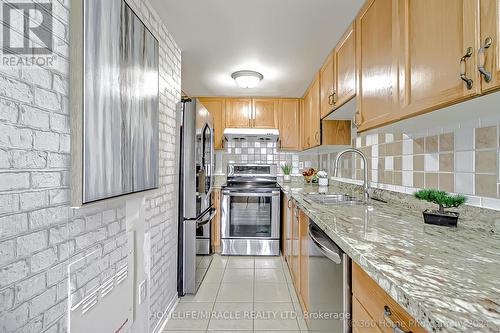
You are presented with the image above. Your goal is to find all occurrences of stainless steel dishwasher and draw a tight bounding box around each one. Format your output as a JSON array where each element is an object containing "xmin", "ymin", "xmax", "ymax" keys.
[{"xmin": 307, "ymin": 220, "xmax": 351, "ymax": 333}]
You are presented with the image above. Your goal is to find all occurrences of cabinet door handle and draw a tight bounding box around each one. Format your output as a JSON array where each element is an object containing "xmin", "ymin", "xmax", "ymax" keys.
[
  {"xmin": 460, "ymin": 47, "xmax": 474, "ymax": 90},
  {"xmin": 315, "ymin": 131, "xmax": 319, "ymax": 143},
  {"xmin": 383, "ymin": 306, "xmax": 413, "ymax": 333},
  {"xmin": 354, "ymin": 111, "xmax": 361, "ymax": 128},
  {"xmin": 478, "ymin": 37, "xmax": 493, "ymax": 82},
  {"xmin": 328, "ymin": 91, "xmax": 337, "ymax": 106}
]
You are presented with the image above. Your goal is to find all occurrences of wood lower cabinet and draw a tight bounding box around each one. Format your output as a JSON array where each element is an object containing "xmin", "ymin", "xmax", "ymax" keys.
[
  {"xmin": 397, "ymin": 0, "xmax": 480, "ymax": 119},
  {"xmin": 298, "ymin": 209, "xmax": 310, "ymax": 312},
  {"xmin": 281, "ymin": 193, "xmax": 289, "ymax": 260},
  {"xmin": 479, "ymin": 0, "xmax": 500, "ymax": 92},
  {"xmin": 334, "ymin": 22, "xmax": 357, "ymax": 109},
  {"xmin": 320, "ymin": 51, "xmax": 335, "ymax": 119},
  {"xmin": 252, "ymin": 98, "xmax": 279, "ymax": 128},
  {"xmin": 352, "ymin": 298, "xmax": 384, "ymax": 333},
  {"xmin": 284, "ymin": 204, "xmax": 309, "ymax": 314},
  {"xmin": 211, "ymin": 189, "xmax": 221, "ymax": 253},
  {"xmin": 279, "ymin": 99, "xmax": 301, "ymax": 150},
  {"xmin": 225, "ymin": 98, "xmax": 252, "ymax": 128},
  {"xmin": 198, "ymin": 97, "xmax": 226, "ymax": 149},
  {"xmin": 290, "ymin": 201, "xmax": 300, "ymax": 286},
  {"xmin": 356, "ymin": 0, "xmax": 399, "ymax": 131},
  {"xmin": 352, "ymin": 262, "xmax": 426, "ymax": 333}
]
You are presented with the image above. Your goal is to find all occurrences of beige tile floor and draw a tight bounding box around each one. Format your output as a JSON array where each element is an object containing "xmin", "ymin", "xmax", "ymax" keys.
[{"xmin": 164, "ymin": 255, "xmax": 310, "ymax": 332}]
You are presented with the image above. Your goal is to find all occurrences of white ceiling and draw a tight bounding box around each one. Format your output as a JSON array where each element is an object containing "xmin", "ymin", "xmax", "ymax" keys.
[{"xmin": 150, "ymin": 0, "xmax": 365, "ymax": 98}]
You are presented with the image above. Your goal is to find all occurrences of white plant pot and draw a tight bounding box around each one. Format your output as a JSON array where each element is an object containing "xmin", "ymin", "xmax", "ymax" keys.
[
  {"xmin": 318, "ymin": 178, "xmax": 329, "ymax": 187},
  {"xmin": 284, "ymin": 175, "xmax": 291, "ymax": 183}
]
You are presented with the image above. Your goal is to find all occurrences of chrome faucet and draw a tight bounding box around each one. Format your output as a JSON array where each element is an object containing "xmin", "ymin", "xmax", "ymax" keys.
[{"xmin": 333, "ymin": 148, "xmax": 370, "ymax": 201}]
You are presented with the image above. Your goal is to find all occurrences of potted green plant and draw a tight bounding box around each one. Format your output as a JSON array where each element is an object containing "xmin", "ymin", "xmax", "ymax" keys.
[
  {"xmin": 414, "ymin": 189, "xmax": 467, "ymax": 227},
  {"xmin": 281, "ymin": 163, "xmax": 292, "ymax": 183}
]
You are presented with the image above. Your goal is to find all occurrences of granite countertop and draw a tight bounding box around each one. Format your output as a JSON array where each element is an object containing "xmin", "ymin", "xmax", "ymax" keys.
[{"xmin": 279, "ymin": 180, "xmax": 500, "ymax": 333}]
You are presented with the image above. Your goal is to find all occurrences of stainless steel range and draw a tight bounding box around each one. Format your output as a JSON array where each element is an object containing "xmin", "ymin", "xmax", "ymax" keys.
[{"xmin": 221, "ymin": 164, "xmax": 280, "ymax": 256}]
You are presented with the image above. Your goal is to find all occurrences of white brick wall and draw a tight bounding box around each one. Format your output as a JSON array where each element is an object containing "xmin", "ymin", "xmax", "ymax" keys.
[{"xmin": 0, "ymin": 1, "xmax": 181, "ymax": 333}]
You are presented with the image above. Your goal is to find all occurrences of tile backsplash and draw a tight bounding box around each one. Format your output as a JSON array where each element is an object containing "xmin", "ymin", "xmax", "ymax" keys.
[
  {"xmin": 215, "ymin": 141, "xmax": 300, "ymax": 175},
  {"xmin": 343, "ymin": 120, "xmax": 500, "ymax": 210},
  {"xmin": 216, "ymin": 111, "xmax": 500, "ymax": 210}
]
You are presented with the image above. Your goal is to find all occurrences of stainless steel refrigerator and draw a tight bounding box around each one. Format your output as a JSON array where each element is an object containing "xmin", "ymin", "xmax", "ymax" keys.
[{"xmin": 177, "ymin": 98, "xmax": 216, "ymax": 295}]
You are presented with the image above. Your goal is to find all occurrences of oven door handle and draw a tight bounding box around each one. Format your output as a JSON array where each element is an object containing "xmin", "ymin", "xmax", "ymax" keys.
[
  {"xmin": 197, "ymin": 208, "xmax": 217, "ymax": 227},
  {"xmin": 222, "ymin": 190, "xmax": 280, "ymax": 197},
  {"xmin": 308, "ymin": 224, "xmax": 342, "ymax": 264}
]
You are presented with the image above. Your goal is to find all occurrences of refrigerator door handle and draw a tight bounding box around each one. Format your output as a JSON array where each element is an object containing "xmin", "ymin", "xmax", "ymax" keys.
[{"xmin": 197, "ymin": 208, "xmax": 217, "ymax": 227}]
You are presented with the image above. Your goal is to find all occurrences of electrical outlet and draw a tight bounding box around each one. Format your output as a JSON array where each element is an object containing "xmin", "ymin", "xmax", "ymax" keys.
[
  {"xmin": 138, "ymin": 280, "xmax": 147, "ymax": 305},
  {"xmin": 299, "ymin": 162, "xmax": 304, "ymax": 170}
]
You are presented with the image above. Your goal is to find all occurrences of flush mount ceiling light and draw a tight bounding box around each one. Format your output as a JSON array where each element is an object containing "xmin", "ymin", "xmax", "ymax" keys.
[{"xmin": 231, "ymin": 70, "xmax": 264, "ymax": 88}]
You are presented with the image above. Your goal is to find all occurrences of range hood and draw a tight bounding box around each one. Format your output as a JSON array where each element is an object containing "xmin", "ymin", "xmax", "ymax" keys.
[{"xmin": 224, "ymin": 128, "xmax": 280, "ymax": 142}]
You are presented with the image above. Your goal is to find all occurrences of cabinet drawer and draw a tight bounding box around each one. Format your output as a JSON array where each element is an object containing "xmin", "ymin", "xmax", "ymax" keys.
[
  {"xmin": 352, "ymin": 262, "xmax": 426, "ymax": 333},
  {"xmin": 352, "ymin": 297, "xmax": 383, "ymax": 333}
]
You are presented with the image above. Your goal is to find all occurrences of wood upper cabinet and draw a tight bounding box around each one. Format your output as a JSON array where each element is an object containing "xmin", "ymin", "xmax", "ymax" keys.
[
  {"xmin": 302, "ymin": 89, "xmax": 312, "ymax": 149},
  {"xmin": 322, "ymin": 120, "xmax": 352, "ymax": 145},
  {"xmin": 309, "ymin": 73, "xmax": 321, "ymax": 148},
  {"xmin": 225, "ymin": 98, "xmax": 252, "ymax": 128},
  {"xmin": 334, "ymin": 22, "xmax": 357, "ymax": 109},
  {"xmin": 356, "ymin": 0, "xmax": 399, "ymax": 132},
  {"xmin": 397, "ymin": 0, "xmax": 480, "ymax": 119},
  {"xmin": 252, "ymin": 98, "xmax": 279, "ymax": 128},
  {"xmin": 302, "ymin": 73, "xmax": 321, "ymax": 150},
  {"xmin": 198, "ymin": 97, "xmax": 226, "ymax": 149},
  {"xmin": 279, "ymin": 99, "xmax": 301, "ymax": 150},
  {"xmin": 299, "ymin": 98, "xmax": 305, "ymax": 150},
  {"xmin": 320, "ymin": 51, "xmax": 335, "ymax": 119},
  {"xmin": 479, "ymin": 0, "xmax": 500, "ymax": 92}
]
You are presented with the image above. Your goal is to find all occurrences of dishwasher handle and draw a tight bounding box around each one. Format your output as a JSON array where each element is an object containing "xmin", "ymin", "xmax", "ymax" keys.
[{"xmin": 308, "ymin": 224, "xmax": 342, "ymax": 264}]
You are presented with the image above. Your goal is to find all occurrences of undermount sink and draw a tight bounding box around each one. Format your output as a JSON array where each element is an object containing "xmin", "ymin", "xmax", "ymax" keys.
[{"xmin": 304, "ymin": 193, "xmax": 364, "ymax": 205}]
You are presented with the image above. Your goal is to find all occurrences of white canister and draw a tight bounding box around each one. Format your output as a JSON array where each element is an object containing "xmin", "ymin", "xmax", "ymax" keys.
[
  {"xmin": 283, "ymin": 174, "xmax": 291, "ymax": 183},
  {"xmin": 318, "ymin": 178, "xmax": 329, "ymax": 187}
]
